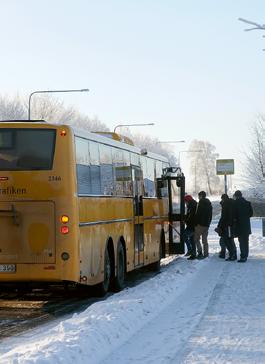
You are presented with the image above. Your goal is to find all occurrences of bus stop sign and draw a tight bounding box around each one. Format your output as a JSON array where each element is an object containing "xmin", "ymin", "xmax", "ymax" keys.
[{"xmin": 216, "ymin": 159, "xmax": 234, "ymax": 175}]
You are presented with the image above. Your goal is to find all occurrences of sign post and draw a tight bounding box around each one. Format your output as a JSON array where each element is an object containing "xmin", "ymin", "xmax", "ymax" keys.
[{"xmin": 216, "ymin": 159, "xmax": 235, "ymax": 193}]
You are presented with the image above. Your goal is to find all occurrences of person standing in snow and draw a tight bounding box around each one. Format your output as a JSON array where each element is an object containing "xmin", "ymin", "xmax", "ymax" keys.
[
  {"xmin": 215, "ymin": 193, "xmax": 237, "ymax": 260},
  {"xmin": 194, "ymin": 191, "xmax": 212, "ymax": 259},
  {"xmin": 233, "ymin": 190, "xmax": 253, "ymax": 263},
  {"xmin": 183, "ymin": 195, "xmax": 197, "ymax": 260}
]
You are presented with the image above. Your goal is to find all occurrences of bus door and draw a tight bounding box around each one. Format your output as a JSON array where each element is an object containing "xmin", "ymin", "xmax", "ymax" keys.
[{"xmin": 132, "ymin": 166, "xmax": 144, "ymax": 267}]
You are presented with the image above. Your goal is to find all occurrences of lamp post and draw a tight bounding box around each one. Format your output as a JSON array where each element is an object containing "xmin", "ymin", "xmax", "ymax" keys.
[
  {"xmin": 113, "ymin": 123, "xmax": 155, "ymax": 133},
  {"xmin": 28, "ymin": 88, "xmax": 89, "ymax": 120}
]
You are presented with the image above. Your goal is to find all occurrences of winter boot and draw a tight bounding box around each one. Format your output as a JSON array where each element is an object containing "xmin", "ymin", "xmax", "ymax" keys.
[
  {"xmin": 197, "ymin": 252, "xmax": 204, "ymax": 260},
  {"xmin": 187, "ymin": 254, "xmax": 196, "ymax": 260}
]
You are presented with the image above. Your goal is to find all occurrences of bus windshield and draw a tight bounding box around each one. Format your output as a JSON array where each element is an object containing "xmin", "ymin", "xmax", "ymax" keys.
[{"xmin": 0, "ymin": 128, "xmax": 56, "ymax": 171}]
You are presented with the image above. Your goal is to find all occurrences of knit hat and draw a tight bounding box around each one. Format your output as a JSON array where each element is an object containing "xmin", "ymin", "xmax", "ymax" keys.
[{"xmin": 184, "ymin": 195, "xmax": 193, "ymax": 202}]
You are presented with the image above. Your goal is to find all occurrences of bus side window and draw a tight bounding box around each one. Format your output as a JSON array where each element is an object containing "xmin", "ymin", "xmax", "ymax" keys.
[
  {"xmin": 155, "ymin": 160, "xmax": 163, "ymax": 198},
  {"xmin": 112, "ymin": 148, "xmax": 124, "ymax": 196},
  {"xmin": 99, "ymin": 144, "xmax": 114, "ymax": 195},
  {"xmin": 123, "ymin": 151, "xmax": 132, "ymax": 196},
  {"xmin": 76, "ymin": 137, "xmax": 91, "ymax": 194},
  {"xmin": 142, "ymin": 157, "xmax": 155, "ymax": 197},
  {"xmin": 89, "ymin": 141, "xmax": 101, "ymax": 195}
]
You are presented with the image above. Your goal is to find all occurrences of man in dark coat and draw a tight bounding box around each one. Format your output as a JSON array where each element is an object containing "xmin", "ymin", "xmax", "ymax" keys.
[
  {"xmin": 194, "ymin": 191, "xmax": 212, "ymax": 258},
  {"xmin": 215, "ymin": 194, "xmax": 237, "ymax": 260},
  {"xmin": 233, "ymin": 190, "xmax": 253, "ymax": 262},
  {"xmin": 183, "ymin": 195, "xmax": 197, "ymax": 260}
]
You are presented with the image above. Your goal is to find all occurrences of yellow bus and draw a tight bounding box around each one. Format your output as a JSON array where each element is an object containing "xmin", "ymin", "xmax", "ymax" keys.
[{"xmin": 0, "ymin": 121, "xmax": 171, "ymax": 294}]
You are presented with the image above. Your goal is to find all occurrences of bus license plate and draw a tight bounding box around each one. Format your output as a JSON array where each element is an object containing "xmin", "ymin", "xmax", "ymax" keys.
[{"xmin": 0, "ymin": 264, "xmax": 16, "ymax": 273}]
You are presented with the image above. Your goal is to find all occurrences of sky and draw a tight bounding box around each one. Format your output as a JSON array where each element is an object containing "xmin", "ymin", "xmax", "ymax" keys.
[{"xmin": 1, "ymin": 0, "xmax": 265, "ymax": 187}]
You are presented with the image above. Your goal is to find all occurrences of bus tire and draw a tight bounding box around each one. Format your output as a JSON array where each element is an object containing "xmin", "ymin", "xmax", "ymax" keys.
[
  {"xmin": 112, "ymin": 243, "xmax": 126, "ymax": 292},
  {"xmin": 95, "ymin": 246, "xmax": 111, "ymax": 297}
]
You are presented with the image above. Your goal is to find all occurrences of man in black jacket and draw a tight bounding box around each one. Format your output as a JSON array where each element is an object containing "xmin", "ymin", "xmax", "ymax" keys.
[
  {"xmin": 194, "ymin": 191, "xmax": 212, "ymax": 258},
  {"xmin": 233, "ymin": 190, "xmax": 253, "ymax": 262},
  {"xmin": 216, "ymin": 194, "xmax": 237, "ymax": 260},
  {"xmin": 183, "ymin": 195, "xmax": 197, "ymax": 260}
]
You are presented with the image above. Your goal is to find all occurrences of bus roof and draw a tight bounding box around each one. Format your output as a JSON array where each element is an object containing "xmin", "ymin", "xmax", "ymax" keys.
[
  {"xmin": 0, "ymin": 120, "xmax": 169, "ymax": 163},
  {"xmin": 72, "ymin": 126, "xmax": 169, "ymax": 163}
]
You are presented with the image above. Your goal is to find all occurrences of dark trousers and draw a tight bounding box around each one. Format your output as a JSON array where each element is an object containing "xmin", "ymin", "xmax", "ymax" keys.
[
  {"xmin": 238, "ymin": 234, "xmax": 249, "ymax": 259},
  {"xmin": 183, "ymin": 228, "xmax": 196, "ymax": 256},
  {"xmin": 219, "ymin": 237, "xmax": 226, "ymax": 254},
  {"xmin": 220, "ymin": 236, "xmax": 237, "ymax": 258}
]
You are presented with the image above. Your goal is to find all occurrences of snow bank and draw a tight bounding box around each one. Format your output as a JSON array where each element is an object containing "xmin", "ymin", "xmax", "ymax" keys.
[
  {"xmin": 0, "ymin": 219, "xmax": 263, "ymax": 364},
  {"xmin": 0, "ymin": 256, "xmax": 207, "ymax": 363}
]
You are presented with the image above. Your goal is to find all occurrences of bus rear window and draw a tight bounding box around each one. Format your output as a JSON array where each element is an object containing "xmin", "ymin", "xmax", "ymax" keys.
[{"xmin": 0, "ymin": 128, "xmax": 56, "ymax": 170}]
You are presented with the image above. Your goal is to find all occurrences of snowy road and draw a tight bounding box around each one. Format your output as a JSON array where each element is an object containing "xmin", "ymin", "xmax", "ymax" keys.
[{"xmin": 0, "ymin": 219, "xmax": 265, "ymax": 363}]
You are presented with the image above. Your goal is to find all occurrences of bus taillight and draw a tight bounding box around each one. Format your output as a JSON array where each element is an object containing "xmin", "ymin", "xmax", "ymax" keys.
[{"xmin": 61, "ymin": 226, "xmax": 69, "ymax": 234}]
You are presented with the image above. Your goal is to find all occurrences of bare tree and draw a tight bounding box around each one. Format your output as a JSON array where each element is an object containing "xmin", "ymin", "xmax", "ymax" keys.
[
  {"xmin": 0, "ymin": 94, "xmax": 26, "ymax": 120},
  {"xmin": 119, "ymin": 127, "xmax": 177, "ymax": 165},
  {"xmin": 0, "ymin": 94, "xmax": 109, "ymax": 133},
  {"xmin": 0, "ymin": 94, "xmax": 175, "ymax": 163},
  {"xmin": 238, "ymin": 18, "xmax": 265, "ymax": 51},
  {"xmin": 187, "ymin": 140, "xmax": 221, "ymax": 195},
  {"xmin": 244, "ymin": 115, "xmax": 265, "ymax": 185},
  {"xmin": 29, "ymin": 94, "xmax": 76, "ymax": 122},
  {"xmin": 238, "ymin": 18, "xmax": 265, "ymax": 31}
]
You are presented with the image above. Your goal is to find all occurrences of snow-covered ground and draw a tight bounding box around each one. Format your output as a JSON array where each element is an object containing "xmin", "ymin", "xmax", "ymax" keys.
[{"xmin": 0, "ymin": 219, "xmax": 265, "ymax": 363}]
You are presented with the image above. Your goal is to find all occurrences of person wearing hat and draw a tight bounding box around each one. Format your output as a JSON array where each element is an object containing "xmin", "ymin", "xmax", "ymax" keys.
[
  {"xmin": 215, "ymin": 193, "xmax": 237, "ymax": 260},
  {"xmin": 183, "ymin": 194, "xmax": 197, "ymax": 259},
  {"xmin": 194, "ymin": 191, "xmax": 212, "ymax": 259},
  {"xmin": 233, "ymin": 190, "xmax": 253, "ymax": 262}
]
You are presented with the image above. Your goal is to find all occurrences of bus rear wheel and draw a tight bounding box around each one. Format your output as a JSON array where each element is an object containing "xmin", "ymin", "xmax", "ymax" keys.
[
  {"xmin": 96, "ymin": 247, "xmax": 111, "ymax": 297},
  {"xmin": 112, "ymin": 243, "xmax": 125, "ymax": 292}
]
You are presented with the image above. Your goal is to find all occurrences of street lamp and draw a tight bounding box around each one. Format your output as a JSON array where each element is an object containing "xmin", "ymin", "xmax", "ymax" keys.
[
  {"xmin": 28, "ymin": 88, "xmax": 89, "ymax": 120},
  {"xmin": 156, "ymin": 140, "xmax": 185, "ymax": 144},
  {"xmin": 114, "ymin": 123, "xmax": 155, "ymax": 133}
]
